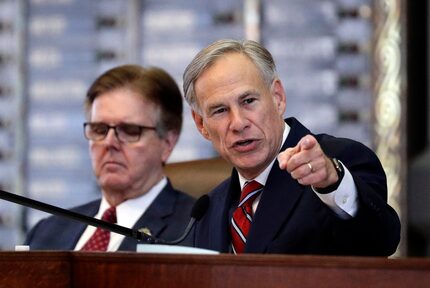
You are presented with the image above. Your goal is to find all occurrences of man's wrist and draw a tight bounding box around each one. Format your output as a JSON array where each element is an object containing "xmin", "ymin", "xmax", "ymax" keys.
[{"xmin": 314, "ymin": 158, "xmax": 345, "ymax": 194}]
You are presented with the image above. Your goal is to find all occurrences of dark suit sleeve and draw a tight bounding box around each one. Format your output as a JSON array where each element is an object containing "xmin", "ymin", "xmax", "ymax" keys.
[{"xmin": 320, "ymin": 135, "xmax": 401, "ymax": 256}]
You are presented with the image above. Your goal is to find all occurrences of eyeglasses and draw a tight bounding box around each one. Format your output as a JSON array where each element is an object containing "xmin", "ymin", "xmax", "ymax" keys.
[{"xmin": 83, "ymin": 122, "xmax": 157, "ymax": 143}]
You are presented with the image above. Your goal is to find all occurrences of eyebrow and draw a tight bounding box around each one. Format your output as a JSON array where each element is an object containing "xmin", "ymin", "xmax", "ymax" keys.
[
  {"xmin": 205, "ymin": 89, "xmax": 260, "ymax": 113},
  {"xmin": 238, "ymin": 90, "xmax": 254, "ymax": 99},
  {"xmin": 206, "ymin": 102, "xmax": 225, "ymax": 114}
]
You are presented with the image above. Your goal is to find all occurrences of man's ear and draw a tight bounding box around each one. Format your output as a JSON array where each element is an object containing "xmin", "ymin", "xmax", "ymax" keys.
[
  {"xmin": 272, "ymin": 79, "xmax": 286, "ymax": 116},
  {"xmin": 192, "ymin": 110, "xmax": 210, "ymax": 140},
  {"xmin": 161, "ymin": 130, "xmax": 179, "ymax": 164}
]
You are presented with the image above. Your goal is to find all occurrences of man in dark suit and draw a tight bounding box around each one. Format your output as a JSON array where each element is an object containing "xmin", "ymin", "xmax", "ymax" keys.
[
  {"xmin": 26, "ymin": 65, "xmax": 195, "ymax": 251},
  {"xmin": 182, "ymin": 39, "xmax": 400, "ymax": 256}
]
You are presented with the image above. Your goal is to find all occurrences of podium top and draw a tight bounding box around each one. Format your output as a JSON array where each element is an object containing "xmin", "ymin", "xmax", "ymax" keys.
[{"xmin": 1, "ymin": 252, "xmax": 430, "ymax": 288}]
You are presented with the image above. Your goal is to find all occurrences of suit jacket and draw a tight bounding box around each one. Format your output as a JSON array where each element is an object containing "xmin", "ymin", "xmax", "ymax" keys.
[
  {"xmin": 25, "ymin": 181, "xmax": 195, "ymax": 251},
  {"xmin": 192, "ymin": 117, "xmax": 401, "ymax": 256}
]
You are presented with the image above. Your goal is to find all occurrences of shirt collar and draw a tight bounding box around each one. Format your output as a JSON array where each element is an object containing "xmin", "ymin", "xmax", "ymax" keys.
[{"xmin": 98, "ymin": 177, "xmax": 167, "ymax": 228}]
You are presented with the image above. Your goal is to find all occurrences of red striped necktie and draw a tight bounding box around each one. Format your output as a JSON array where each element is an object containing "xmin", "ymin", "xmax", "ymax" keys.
[
  {"xmin": 81, "ymin": 206, "xmax": 117, "ymax": 251},
  {"xmin": 230, "ymin": 180, "xmax": 263, "ymax": 254}
]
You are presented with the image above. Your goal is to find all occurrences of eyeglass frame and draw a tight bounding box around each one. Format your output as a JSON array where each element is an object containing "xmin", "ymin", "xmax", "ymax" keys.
[{"xmin": 83, "ymin": 122, "xmax": 158, "ymax": 143}]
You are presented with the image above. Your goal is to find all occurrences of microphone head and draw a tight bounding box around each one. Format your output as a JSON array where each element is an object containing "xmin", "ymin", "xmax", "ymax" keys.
[{"xmin": 190, "ymin": 194, "xmax": 210, "ymax": 220}]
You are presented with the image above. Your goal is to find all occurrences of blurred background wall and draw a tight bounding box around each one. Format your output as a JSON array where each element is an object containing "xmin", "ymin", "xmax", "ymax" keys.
[{"xmin": 0, "ymin": 0, "xmax": 427, "ymax": 257}]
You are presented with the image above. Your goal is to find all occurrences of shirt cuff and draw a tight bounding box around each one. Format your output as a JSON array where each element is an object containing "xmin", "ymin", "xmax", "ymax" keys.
[{"xmin": 313, "ymin": 161, "xmax": 358, "ymax": 219}]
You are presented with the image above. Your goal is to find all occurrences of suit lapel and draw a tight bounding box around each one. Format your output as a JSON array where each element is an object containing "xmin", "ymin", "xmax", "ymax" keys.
[
  {"xmin": 245, "ymin": 118, "xmax": 311, "ymax": 253},
  {"xmin": 67, "ymin": 223, "xmax": 88, "ymax": 249},
  {"xmin": 119, "ymin": 182, "xmax": 176, "ymax": 250},
  {"xmin": 69, "ymin": 200, "xmax": 100, "ymax": 249},
  {"xmin": 197, "ymin": 171, "xmax": 240, "ymax": 253},
  {"xmin": 217, "ymin": 173, "xmax": 240, "ymax": 252}
]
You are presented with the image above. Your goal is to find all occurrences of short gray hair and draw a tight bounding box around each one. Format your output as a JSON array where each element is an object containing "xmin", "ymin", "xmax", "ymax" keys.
[{"xmin": 183, "ymin": 39, "xmax": 278, "ymax": 112}]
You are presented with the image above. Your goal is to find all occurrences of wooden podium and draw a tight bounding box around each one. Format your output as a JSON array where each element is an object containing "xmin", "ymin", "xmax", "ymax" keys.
[{"xmin": 1, "ymin": 252, "xmax": 430, "ymax": 288}]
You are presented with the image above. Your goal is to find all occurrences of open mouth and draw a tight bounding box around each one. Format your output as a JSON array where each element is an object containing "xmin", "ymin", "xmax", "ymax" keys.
[
  {"xmin": 235, "ymin": 139, "xmax": 253, "ymax": 146},
  {"xmin": 232, "ymin": 139, "xmax": 259, "ymax": 153}
]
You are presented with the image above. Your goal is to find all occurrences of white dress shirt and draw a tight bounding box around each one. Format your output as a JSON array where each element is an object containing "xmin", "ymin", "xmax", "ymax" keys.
[{"xmin": 74, "ymin": 177, "xmax": 167, "ymax": 251}]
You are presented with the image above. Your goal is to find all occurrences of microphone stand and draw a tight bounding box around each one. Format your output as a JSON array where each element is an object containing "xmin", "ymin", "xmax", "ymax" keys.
[{"xmin": 0, "ymin": 189, "xmax": 154, "ymax": 243}]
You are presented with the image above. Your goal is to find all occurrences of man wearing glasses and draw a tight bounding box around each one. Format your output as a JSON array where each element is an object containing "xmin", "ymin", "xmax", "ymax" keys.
[{"xmin": 25, "ymin": 65, "xmax": 195, "ymax": 251}]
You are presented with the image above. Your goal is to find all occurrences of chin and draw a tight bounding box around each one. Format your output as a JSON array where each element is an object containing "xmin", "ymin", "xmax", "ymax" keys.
[
  {"xmin": 100, "ymin": 178, "xmax": 129, "ymax": 191},
  {"xmin": 234, "ymin": 159, "xmax": 260, "ymax": 173},
  {"xmin": 234, "ymin": 154, "xmax": 268, "ymax": 175}
]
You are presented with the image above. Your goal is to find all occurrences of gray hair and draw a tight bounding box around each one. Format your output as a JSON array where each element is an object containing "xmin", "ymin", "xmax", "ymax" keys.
[{"xmin": 183, "ymin": 39, "xmax": 278, "ymax": 112}]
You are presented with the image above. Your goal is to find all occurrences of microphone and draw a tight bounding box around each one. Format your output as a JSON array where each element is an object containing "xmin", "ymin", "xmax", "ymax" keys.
[
  {"xmin": 154, "ymin": 194, "xmax": 209, "ymax": 245},
  {"xmin": 0, "ymin": 189, "xmax": 209, "ymax": 245}
]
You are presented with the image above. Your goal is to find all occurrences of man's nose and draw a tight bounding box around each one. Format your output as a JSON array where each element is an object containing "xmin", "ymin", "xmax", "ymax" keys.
[
  {"xmin": 103, "ymin": 128, "xmax": 120, "ymax": 146},
  {"xmin": 229, "ymin": 108, "xmax": 249, "ymax": 132}
]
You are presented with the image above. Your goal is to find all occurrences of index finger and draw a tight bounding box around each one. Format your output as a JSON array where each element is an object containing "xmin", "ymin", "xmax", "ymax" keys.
[{"xmin": 278, "ymin": 145, "xmax": 299, "ymax": 170}]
